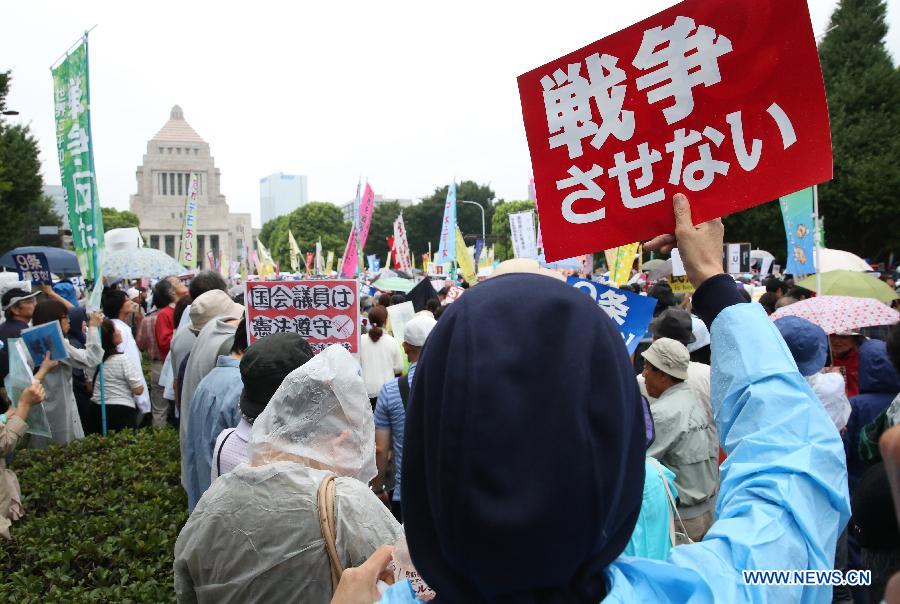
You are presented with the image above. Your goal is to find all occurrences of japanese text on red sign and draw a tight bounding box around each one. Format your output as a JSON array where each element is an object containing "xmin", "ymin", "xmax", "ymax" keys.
[
  {"xmin": 518, "ymin": 0, "xmax": 832, "ymax": 261},
  {"xmin": 244, "ymin": 280, "xmax": 360, "ymax": 354}
]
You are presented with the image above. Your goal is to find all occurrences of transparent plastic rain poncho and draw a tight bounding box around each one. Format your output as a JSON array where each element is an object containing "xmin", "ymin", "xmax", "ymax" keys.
[
  {"xmin": 174, "ymin": 345, "xmax": 399, "ymax": 604},
  {"xmin": 247, "ymin": 343, "xmax": 377, "ymax": 483}
]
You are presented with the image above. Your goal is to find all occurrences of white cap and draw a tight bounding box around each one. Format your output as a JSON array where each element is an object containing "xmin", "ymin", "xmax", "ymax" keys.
[
  {"xmin": 126, "ymin": 287, "xmax": 141, "ymax": 300},
  {"xmin": 189, "ymin": 290, "xmax": 244, "ymax": 334},
  {"xmin": 404, "ymin": 315, "xmax": 437, "ymax": 347},
  {"xmin": 641, "ymin": 337, "xmax": 690, "ymax": 380}
]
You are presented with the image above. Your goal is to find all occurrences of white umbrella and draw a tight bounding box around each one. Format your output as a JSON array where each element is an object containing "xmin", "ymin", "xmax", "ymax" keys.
[
  {"xmin": 102, "ymin": 247, "xmax": 185, "ymax": 280},
  {"xmin": 817, "ymin": 248, "xmax": 871, "ymax": 273}
]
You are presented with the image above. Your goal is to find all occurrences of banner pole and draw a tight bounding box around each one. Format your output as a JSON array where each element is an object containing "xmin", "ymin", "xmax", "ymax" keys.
[
  {"xmin": 83, "ymin": 31, "xmax": 107, "ymax": 436},
  {"xmin": 813, "ymin": 184, "xmax": 822, "ymax": 295}
]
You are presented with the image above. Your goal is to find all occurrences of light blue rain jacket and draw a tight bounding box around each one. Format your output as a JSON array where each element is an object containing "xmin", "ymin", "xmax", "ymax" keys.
[{"xmin": 380, "ymin": 303, "xmax": 851, "ymax": 603}]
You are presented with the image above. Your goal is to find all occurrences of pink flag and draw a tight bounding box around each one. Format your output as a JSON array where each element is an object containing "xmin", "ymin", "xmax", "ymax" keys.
[{"xmin": 341, "ymin": 182, "xmax": 376, "ymax": 277}]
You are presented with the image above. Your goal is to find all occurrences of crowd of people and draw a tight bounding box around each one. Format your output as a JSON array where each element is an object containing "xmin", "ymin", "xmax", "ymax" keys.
[{"xmin": 2, "ymin": 194, "xmax": 900, "ymax": 602}]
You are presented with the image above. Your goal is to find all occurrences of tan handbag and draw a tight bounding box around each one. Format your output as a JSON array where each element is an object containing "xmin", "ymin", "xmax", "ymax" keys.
[
  {"xmin": 317, "ymin": 474, "xmax": 344, "ymax": 594},
  {"xmin": 647, "ymin": 457, "xmax": 694, "ymax": 547}
]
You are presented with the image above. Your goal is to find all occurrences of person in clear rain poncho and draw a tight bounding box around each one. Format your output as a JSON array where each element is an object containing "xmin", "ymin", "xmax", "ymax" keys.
[{"xmin": 174, "ymin": 343, "xmax": 402, "ymax": 604}]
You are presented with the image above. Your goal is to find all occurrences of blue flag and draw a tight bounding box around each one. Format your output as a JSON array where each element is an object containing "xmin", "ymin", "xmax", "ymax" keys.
[
  {"xmin": 569, "ymin": 279, "xmax": 655, "ymax": 354},
  {"xmin": 367, "ymin": 254, "xmax": 380, "ymax": 272},
  {"xmin": 473, "ymin": 239, "xmax": 485, "ymax": 268},
  {"xmin": 434, "ymin": 181, "xmax": 457, "ymax": 263},
  {"xmin": 779, "ymin": 187, "xmax": 816, "ymax": 275}
]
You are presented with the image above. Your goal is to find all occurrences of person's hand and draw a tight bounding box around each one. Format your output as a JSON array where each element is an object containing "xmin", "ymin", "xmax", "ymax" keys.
[
  {"xmin": 36, "ymin": 351, "xmax": 59, "ymax": 379},
  {"xmin": 331, "ymin": 545, "xmax": 395, "ymax": 604},
  {"xmin": 644, "ymin": 193, "xmax": 725, "ymax": 288},
  {"xmin": 19, "ymin": 381, "xmax": 45, "ymax": 407},
  {"xmin": 39, "ymin": 284, "xmax": 53, "ymax": 295},
  {"xmin": 88, "ymin": 310, "xmax": 103, "ymax": 328}
]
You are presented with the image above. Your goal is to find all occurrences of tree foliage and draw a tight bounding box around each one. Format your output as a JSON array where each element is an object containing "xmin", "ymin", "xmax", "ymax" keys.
[
  {"xmin": 364, "ymin": 201, "xmax": 403, "ymax": 262},
  {"xmin": 409, "ymin": 181, "xmax": 496, "ymax": 255},
  {"xmin": 817, "ymin": 0, "xmax": 900, "ymax": 260},
  {"xmin": 0, "ymin": 71, "xmax": 62, "ymax": 252},
  {"xmin": 491, "ymin": 200, "xmax": 535, "ymax": 261},
  {"xmin": 722, "ymin": 200, "xmax": 787, "ymax": 263},
  {"xmin": 259, "ymin": 202, "xmax": 350, "ymax": 269},
  {"xmin": 101, "ymin": 207, "xmax": 140, "ymax": 231}
]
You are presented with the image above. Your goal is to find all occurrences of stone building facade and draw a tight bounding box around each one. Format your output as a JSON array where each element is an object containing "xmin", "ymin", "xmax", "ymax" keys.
[{"xmin": 130, "ymin": 106, "xmax": 252, "ymax": 270}]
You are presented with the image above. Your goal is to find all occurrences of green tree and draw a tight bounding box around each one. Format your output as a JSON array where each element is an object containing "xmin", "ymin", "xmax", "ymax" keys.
[
  {"xmin": 404, "ymin": 180, "xmax": 497, "ymax": 258},
  {"xmin": 262, "ymin": 202, "xmax": 350, "ymax": 269},
  {"xmin": 101, "ymin": 207, "xmax": 140, "ymax": 230},
  {"xmin": 0, "ymin": 71, "xmax": 62, "ymax": 252},
  {"xmin": 817, "ymin": 0, "xmax": 900, "ymax": 260},
  {"xmin": 491, "ymin": 200, "xmax": 535, "ymax": 260}
]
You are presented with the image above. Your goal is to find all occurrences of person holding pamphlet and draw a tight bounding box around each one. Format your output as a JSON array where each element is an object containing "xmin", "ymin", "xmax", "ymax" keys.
[{"xmin": 27, "ymin": 300, "xmax": 102, "ymax": 447}]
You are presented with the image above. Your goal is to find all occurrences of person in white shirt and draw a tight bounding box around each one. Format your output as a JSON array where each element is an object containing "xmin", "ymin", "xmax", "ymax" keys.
[
  {"xmin": 91, "ymin": 320, "xmax": 145, "ymax": 431},
  {"xmin": 358, "ymin": 305, "xmax": 402, "ymax": 410},
  {"xmin": 102, "ymin": 289, "xmax": 150, "ymax": 418},
  {"xmin": 210, "ymin": 332, "xmax": 314, "ymax": 481}
]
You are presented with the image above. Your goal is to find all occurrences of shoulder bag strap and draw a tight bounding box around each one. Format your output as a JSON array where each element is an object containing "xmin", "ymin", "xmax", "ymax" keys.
[
  {"xmin": 648, "ymin": 457, "xmax": 692, "ymax": 546},
  {"xmin": 317, "ymin": 473, "xmax": 343, "ymax": 594},
  {"xmin": 215, "ymin": 429, "xmax": 236, "ymax": 477},
  {"xmin": 398, "ymin": 374, "xmax": 411, "ymax": 409}
]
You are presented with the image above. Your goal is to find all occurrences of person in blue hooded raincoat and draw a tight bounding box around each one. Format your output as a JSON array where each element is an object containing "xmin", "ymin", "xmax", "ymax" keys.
[
  {"xmin": 332, "ymin": 194, "xmax": 851, "ymax": 604},
  {"xmin": 844, "ymin": 338, "xmax": 900, "ymax": 497}
]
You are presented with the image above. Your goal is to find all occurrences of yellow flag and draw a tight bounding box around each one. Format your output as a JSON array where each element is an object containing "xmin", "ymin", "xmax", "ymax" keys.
[
  {"xmin": 609, "ymin": 243, "xmax": 640, "ymax": 286},
  {"xmin": 288, "ymin": 231, "xmax": 301, "ymax": 273},
  {"xmin": 455, "ymin": 226, "xmax": 477, "ymax": 285},
  {"xmin": 326, "ymin": 250, "xmax": 335, "ymax": 274}
]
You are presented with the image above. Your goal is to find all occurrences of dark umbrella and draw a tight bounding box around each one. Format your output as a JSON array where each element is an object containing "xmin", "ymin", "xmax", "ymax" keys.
[
  {"xmin": 407, "ymin": 277, "xmax": 439, "ymax": 312},
  {"xmin": 0, "ymin": 246, "xmax": 81, "ymax": 275}
]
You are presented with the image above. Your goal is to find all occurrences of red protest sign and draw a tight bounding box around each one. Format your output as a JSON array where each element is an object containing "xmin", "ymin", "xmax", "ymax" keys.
[
  {"xmin": 518, "ymin": 0, "xmax": 831, "ymax": 261},
  {"xmin": 444, "ymin": 285, "xmax": 465, "ymax": 303},
  {"xmin": 245, "ymin": 279, "xmax": 359, "ymax": 354}
]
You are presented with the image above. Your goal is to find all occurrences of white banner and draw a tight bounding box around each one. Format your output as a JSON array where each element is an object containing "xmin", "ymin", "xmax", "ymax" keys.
[
  {"xmin": 509, "ymin": 210, "xmax": 538, "ymax": 259},
  {"xmin": 393, "ymin": 215, "xmax": 412, "ymax": 273}
]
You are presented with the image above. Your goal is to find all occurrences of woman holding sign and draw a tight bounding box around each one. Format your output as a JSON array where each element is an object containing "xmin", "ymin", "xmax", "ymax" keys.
[{"xmin": 332, "ymin": 194, "xmax": 850, "ymax": 603}]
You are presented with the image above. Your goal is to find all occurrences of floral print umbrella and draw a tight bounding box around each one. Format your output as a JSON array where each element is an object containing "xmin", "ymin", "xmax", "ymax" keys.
[{"xmin": 770, "ymin": 295, "xmax": 899, "ymax": 334}]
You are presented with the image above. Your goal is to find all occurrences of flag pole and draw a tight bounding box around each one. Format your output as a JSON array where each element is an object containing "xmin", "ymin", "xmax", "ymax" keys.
[{"xmin": 813, "ymin": 185, "xmax": 822, "ymax": 295}]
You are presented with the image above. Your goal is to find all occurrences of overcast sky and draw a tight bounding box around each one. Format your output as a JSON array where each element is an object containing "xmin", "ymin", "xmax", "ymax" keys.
[{"xmin": 3, "ymin": 0, "xmax": 899, "ymax": 227}]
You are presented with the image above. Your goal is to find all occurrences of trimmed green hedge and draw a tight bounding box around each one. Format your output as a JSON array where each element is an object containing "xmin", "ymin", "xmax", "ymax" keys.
[{"xmin": 0, "ymin": 428, "xmax": 186, "ymax": 603}]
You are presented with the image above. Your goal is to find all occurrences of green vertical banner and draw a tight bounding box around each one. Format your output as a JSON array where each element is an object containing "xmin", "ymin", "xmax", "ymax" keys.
[{"xmin": 52, "ymin": 35, "xmax": 104, "ymax": 280}]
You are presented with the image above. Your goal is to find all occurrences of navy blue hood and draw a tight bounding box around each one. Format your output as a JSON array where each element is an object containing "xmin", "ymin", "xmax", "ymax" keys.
[
  {"xmin": 402, "ymin": 273, "xmax": 645, "ymax": 603},
  {"xmin": 858, "ymin": 339, "xmax": 900, "ymax": 395}
]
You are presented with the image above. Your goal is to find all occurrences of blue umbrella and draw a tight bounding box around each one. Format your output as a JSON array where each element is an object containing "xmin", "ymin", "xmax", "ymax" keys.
[{"xmin": 0, "ymin": 246, "xmax": 81, "ymax": 275}]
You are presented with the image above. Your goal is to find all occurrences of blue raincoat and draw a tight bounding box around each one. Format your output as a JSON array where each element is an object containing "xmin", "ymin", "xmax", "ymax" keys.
[{"xmin": 380, "ymin": 302, "xmax": 850, "ymax": 603}]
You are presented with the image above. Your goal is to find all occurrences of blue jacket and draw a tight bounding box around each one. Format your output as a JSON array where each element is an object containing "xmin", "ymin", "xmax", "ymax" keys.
[
  {"xmin": 185, "ymin": 356, "xmax": 243, "ymax": 512},
  {"xmin": 621, "ymin": 458, "xmax": 678, "ymax": 561},
  {"xmin": 380, "ymin": 301, "xmax": 850, "ymax": 603},
  {"xmin": 844, "ymin": 339, "xmax": 900, "ymax": 496}
]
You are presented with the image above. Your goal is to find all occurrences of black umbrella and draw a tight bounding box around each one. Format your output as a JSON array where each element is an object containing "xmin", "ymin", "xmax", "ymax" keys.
[{"xmin": 407, "ymin": 278, "xmax": 439, "ymax": 312}]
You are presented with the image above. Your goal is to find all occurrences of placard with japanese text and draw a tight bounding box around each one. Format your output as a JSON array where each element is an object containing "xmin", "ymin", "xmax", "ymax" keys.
[
  {"xmin": 518, "ymin": 0, "xmax": 831, "ymax": 261},
  {"xmin": 245, "ymin": 279, "xmax": 359, "ymax": 354}
]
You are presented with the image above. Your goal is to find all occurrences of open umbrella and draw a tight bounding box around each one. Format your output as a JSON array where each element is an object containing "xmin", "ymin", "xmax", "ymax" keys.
[
  {"xmin": 643, "ymin": 258, "xmax": 672, "ymax": 280},
  {"xmin": 770, "ymin": 295, "xmax": 899, "ymax": 334},
  {"xmin": 371, "ymin": 276, "xmax": 414, "ymax": 294},
  {"xmin": 0, "ymin": 246, "xmax": 81, "ymax": 275},
  {"xmin": 817, "ymin": 248, "xmax": 872, "ymax": 272},
  {"xmin": 102, "ymin": 247, "xmax": 185, "ymax": 280},
  {"xmin": 797, "ymin": 270, "xmax": 898, "ymax": 304}
]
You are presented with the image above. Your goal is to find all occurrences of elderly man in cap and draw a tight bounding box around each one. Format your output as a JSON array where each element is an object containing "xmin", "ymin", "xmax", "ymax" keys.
[
  {"xmin": 209, "ymin": 332, "xmax": 314, "ymax": 481},
  {"xmin": 638, "ymin": 308, "xmax": 713, "ymax": 435},
  {"xmin": 177, "ymin": 290, "xmax": 244, "ymax": 496},
  {"xmin": 373, "ymin": 314, "xmax": 437, "ymax": 522},
  {"xmin": 642, "ymin": 337, "xmax": 719, "ymax": 542}
]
